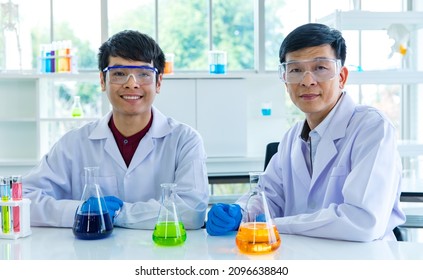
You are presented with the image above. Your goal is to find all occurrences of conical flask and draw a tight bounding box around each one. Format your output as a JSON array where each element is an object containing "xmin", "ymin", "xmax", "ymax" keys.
[
  {"xmin": 152, "ymin": 183, "xmax": 187, "ymax": 246},
  {"xmin": 235, "ymin": 172, "xmax": 281, "ymax": 254},
  {"xmin": 72, "ymin": 166, "xmax": 113, "ymax": 240},
  {"xmin": 71, "ymin": 95, "xmax": 83, "ymax": 117}
]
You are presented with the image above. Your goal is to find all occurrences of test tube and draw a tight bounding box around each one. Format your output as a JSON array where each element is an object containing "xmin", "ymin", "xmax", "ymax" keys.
[
  {"xmin": 1, "ymin": 176, "xmax": 11, "ymax": 234},
  {"xmin": 12, "ymin": 175, "xmax": 22, "ymax": 233},
  {"xmin": 50, "ymin": 42, "xmax": 56, "ymax": 73},
  {"xmin": 45, "ymin": 44, "xmax": 52, "ymax": 73}
]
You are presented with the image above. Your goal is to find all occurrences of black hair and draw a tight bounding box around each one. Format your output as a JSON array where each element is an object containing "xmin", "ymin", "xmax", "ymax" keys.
[
  {"xmin": 279, "ymin": 23, "xmax": 346, "ymax": 65},
  {"xmin": 98, "ymin": 30, "xmax": 165, "ymax": 80}
]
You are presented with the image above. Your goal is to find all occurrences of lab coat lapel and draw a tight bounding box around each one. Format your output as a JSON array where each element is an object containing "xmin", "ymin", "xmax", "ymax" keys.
[
  {"xmin": 311, "ymin": 135, "xmax": 337, "ymax": 186},
  {"xmin": 88, "ymin": 112, "xmax": 127, "ymax": 169},
  {"xmin": 127, "ymin": 106, "xmax": 172, "ymax": 173},
  {"xmin": 104, "ymin": 136, "xmax": 127, "ymax": 170},
  {"xmin": 310, "ymin": 93, "xmax": 355, "ymax": 186},
  {"xmin": 127, "ymin": 136, "xmax": 154, "ymax": 173},
  {"xmin": 292, "ymin": 133, "xmax": 312, "ymax": 188}
]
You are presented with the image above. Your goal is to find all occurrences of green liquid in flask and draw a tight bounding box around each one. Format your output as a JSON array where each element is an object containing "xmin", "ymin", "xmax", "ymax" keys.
[
  {"xmin": 72, "ymin": 108, "xmax": 83, "ymax": 117},
  {"xmin": 152, "ymin": 222, "xmax": 187, "ymax": 246}
]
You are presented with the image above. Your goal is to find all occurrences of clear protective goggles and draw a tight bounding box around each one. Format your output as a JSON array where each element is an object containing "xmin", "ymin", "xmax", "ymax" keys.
[
  {"xmin": 278, "ymin": 58, "xmax": 341, "ymax": 84},
  {"xmin": 102, "ymin": 65, "xmax": 158, "ymax": 85}
]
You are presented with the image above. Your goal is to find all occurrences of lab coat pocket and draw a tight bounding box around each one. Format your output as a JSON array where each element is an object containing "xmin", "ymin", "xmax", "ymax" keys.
[
  {"xmin": 98, "ymin": 175, "xmax": 119, "ymax": 196},
  {"xmin": 324, "ymin": 166, "xmax": 348, "ymax": 204}
]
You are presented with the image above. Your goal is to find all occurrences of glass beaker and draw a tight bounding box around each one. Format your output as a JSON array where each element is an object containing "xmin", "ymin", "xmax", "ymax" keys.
[
  {"xmin": 164, "ymin": 53, "xmax": 175, "ymax": 74},
  {"xmin": 72, "ymin": 167, "xmax": 113, "ymax": 240},
  {"xmin": 261, "ymin": 102, "xmax": 272, "ymax": 116},
  {"xmin": 208, "ymin": 50, "xmax": 227, "ymax": 74},
  {"xmin": 152, "ymin": 183, "xmax": 187, "ymax": 246},
  {"xmin": 235, "ymin": 172, "xmax": 281, "ymax": 254}
]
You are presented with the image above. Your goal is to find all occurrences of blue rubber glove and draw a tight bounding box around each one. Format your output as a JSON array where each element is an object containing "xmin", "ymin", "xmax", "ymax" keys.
[
  {"xmin": 256, "ymin": 213, "xmax": 266, "ymax": 222},
  {"xmin": 80, "ymin": 196, "xmax": 123, "ymax": 222},
  {"xmin": 104, "ymin": 196, "xmax": 124, "ymax": 220},
  {"xmin": 206, "ymin": 203, "xmax": 242, "ymax": 236}
]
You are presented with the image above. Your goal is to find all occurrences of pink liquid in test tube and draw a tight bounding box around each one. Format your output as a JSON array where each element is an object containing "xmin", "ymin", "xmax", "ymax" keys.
[{"xmin": 12, "ymin": 175, "xmax": 22, "ymax": 233}]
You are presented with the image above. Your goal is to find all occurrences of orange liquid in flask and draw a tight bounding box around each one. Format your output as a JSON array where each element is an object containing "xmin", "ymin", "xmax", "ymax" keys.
[{"xmin": 236, "ymin": 222, "xmax": 281, "ymax": 254}]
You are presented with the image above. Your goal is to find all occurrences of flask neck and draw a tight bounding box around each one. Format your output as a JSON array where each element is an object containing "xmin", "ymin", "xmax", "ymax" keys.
[
  {"xmin": 84, "ymin": 167, "xmax": 99, "ymax": 186},
  {"xmin": 73, "ymin": 96, "xmax": 81, "ymax": 105},
  {"xmin": 161, "ymin": 186, "xmax": 173, "ymax": 206},
  {"xmin": 160, "ymin": 183, "xmax": 176, "ymax": 203}
]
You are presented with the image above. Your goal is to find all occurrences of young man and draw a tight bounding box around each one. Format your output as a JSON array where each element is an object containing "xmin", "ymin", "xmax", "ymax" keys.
[
  {"xmin": 23, "ymin": 30, "xmax": 209, "ymax": 230},
  {"xmin": 206, "ymin": 23, "xmax": 405, "ymax": 241}
]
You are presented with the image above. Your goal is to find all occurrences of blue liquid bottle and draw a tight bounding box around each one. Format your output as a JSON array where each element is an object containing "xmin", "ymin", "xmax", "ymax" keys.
[{"xmin": 72, "ymin": 167, "xmax": 113, "ymax": 240}]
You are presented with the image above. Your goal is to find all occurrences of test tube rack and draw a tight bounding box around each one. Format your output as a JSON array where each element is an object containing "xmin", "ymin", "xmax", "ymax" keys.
[{"xmin": 0, "ymin": 198, "xmax": 32, "ymax": 239}]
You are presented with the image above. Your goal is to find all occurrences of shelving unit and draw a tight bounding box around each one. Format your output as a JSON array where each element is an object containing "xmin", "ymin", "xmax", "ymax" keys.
[
  {"xmin": 317, "ymin": 10, "xmax": 423, "ymax": 185},
  {"xmin": 317, "ymin": 10, "xmax": 423, "ymax": 30},
  {"xmin": 0, "ymin": 72, "xmax": 106, "ymax": 174},
  {"xmin": 0, "ymin": 72, "xmax": 258, "ymax": 175},
  {"xmin": 317, "ymin": 10, "xmax": 423, "ymax": 74}
]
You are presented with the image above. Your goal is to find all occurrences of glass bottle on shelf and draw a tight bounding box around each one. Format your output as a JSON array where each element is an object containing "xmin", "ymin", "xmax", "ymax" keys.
[
  {"xmin": 71, "ymin": 95, "xmax": 83, "ymax": 117},
  {"xmin": 152, "ymin": 183, "xmax": 187, "ymax": 246},
  {"xmin": 235, "ymin": 172, "xmax": 281, "ymax": 254},
  {"xmin": 72, "ymin": 166, "xmax": 113, "ymax": 240}
]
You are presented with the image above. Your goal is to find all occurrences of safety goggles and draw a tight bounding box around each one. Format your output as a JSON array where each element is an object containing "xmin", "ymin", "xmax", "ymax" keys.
[
  {"xmin": 278, "ymin": 58, "xmax": 341, "ymax": 84},
  {"xmin": 102, "ymin": 65, "xmax": 158, "ymax": 85}
]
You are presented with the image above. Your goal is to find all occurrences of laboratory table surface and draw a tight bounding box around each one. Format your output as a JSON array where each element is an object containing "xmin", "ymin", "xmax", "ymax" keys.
[{"xmin": 1, "ymin": 227, "xmax": 423, "ymax": 260}]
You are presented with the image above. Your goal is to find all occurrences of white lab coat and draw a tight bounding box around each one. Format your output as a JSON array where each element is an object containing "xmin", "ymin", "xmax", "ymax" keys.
[
  {"xmin": 238, "ymin": 93, "xmax": 406, "ymax": 241},
  {"xmin": 23, "ymin": 107, "xmax": 209, "ymax": 229}
]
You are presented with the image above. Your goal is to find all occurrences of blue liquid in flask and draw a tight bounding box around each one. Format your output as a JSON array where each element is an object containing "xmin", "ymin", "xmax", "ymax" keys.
[{"xmin": 73, "ymin": 212, "xmax": 113, "ymax": 240}]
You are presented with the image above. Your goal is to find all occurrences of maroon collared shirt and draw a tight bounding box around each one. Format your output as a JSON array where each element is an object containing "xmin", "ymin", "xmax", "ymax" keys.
[{"xmin": 108, "ymin": 114, "xmax": 153, "ymax": 167}]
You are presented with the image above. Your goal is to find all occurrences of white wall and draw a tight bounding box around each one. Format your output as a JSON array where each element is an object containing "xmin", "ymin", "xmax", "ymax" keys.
[
  {"xmin": 244, "ymin": 74, "xmax": 288, "ymax": 157},
  {"xmin": 156, "ymin": 73, "xmax": 289, "ymax": 160}
]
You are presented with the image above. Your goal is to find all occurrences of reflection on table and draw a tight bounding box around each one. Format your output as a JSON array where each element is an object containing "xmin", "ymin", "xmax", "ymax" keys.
[{"xmin": 1, "ymin": 227, "xmax": 423, "ymax": 260}]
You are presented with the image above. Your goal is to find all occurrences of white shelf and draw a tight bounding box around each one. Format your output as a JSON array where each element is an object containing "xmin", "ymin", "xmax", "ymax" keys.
[
  {"xmin": 0, "ymin": 71, "xmax": 246, "ymax": 81},
  {"xmin": 206, "ymin": 156, "xmax": 263, "ymax": 174},
  {"xmin": 398, "ymin": 141, "xmax": 423, "ymax": 157},
  {"xmin": 163, "ymin": 72, "xmax": 245, "ymax": 79},
  {"xmin": 7, "ymin": 69, "xmax": 420, "ymax": 85},
  {"xmin": 347, "ymin": 70, "xmax": 423, "ymax": 85},
  {"xmin": 39, "ymin": 117, "xmax": 99, "ymax": 122},
  {"xmin": 0, "ymin": 159, "xmax": 39, "ymax": 166},
  {"xmin": 0, "ymin": 118, "xmax": 37, "ymax": 122},
  {"xmin": 317, "ymin": 10, "xmax": 423, "ymax": 30},
  {"xmin": 0, "ymin": 71, "xmax": 98, "ymax": 80}
]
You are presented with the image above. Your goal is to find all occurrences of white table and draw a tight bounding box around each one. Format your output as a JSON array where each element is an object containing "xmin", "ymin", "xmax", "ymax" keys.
[{"xmin": 1, "ymin": 227, "xmax": 423, "ymax": 260}]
